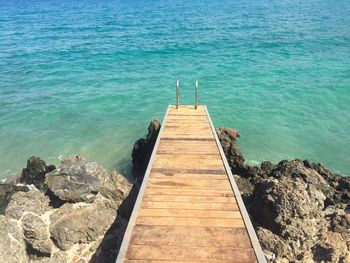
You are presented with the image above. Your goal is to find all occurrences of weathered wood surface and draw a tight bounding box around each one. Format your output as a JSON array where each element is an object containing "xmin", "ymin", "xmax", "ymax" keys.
[{"xmin": 116, "ymin": 105, "xmax": 266, "ymax": 263}]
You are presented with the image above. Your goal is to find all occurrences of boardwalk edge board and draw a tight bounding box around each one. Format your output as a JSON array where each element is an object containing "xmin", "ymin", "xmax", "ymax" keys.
[
  {"xmin": 204, "ymin": 105, "xmax": 267, "ymax": 263},
  {"xmin": 116, "ymin": 105, "xmax": 171, "ymax": 263}
]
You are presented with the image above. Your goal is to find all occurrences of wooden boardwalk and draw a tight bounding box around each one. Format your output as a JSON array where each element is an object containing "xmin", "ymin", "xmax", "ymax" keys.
[{"xmin": 116, "ymin": 105, "xmax": 266, "ymax": 263}]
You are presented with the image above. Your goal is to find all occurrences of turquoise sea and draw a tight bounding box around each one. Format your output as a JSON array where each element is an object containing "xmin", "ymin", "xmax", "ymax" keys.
[{"xmin": 1, "ymin": 0, "xmax": 349, "ymax": 179}]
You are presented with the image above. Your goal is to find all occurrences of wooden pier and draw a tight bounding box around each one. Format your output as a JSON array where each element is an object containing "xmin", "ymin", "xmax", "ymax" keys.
[{"xmin": 116, "ymin": 105, "xmax": 266, "ymax": 263}]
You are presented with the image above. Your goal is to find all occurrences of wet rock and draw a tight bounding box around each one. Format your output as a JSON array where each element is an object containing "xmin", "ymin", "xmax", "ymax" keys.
[
  {"xmin": 21, "ymin": 212, "xmax": 52, "ymax": 254},
  {"xmin": 132, "ymin": 119, "xmax": 161, "ymax": 180},
  {"xmin": 20, "ymin": 156, "xmax": 55, "ymax": 192},
  {"xmin": 49, "ymin": 203, "xmax": 116, "ymax": 251},
  {"xmin": 5, "ymin": 190, "xmax": 50, "ymax": 219},
  {"xmin": 0, "ymin": 215, "xmax": 28, "ymax": 263},
  {"xmin": 45, "ymin": 156, "xmax": 107, "ymax": 203}
]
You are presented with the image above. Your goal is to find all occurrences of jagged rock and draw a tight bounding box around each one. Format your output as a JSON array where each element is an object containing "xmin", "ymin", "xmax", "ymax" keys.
[
  {"xmin": 329, "ymin": 211, "xmax": 350, "ymax": 235},
  {"xmin": 256, "ymin": 227, "xmax": 290, "ymax": 259},
  {"xmin": 216, "ymin": 127, "xmax": 350, "ymax": 263},
  {"xmin": 0, "ymin": 215, "xmax": 28, "ymax": 263},
  {"xmin": 30, "ymin": 251, "xmax": 68, "ymax": 263},
  {"xmin": 21, "ymin": 212, "xmax": 52, "ymax": 254},
  {"xmin": 5, "ymin": 190, "xmax": 50, "ymax": 219},
  {"xmin": 49, "ymin": 203, "xmax": 116, "ymax": 251},
  {"xmin": 132, "ymin": 119, "xmax": 160, "ymax": 180},
  {"xmin": 45, "ymin": 156, "xmax": 107, "ymax": 203},
  {"xmin": 0, "ymin": 183, "xmax": 32, "ymax": 214},
  {"xmin": 97, "ymin": 171, "xmax": 132, "ymax": 209},
  {"xmin": 312, "ymin": 231, "xmax": 349, "ymax": 262},
  {"xmin": 20, "ymin": 156, "xmax": 55, "ymax": 192},
  {"xmin": 216, "ymin": 128, "xmax": 248, "ymax": 176}
]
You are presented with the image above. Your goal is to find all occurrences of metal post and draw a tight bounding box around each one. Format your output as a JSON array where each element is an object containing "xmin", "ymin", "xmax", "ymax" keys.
[
  {"xmin": 176, "ymin": 80, "xmax": 180, "ymax": 109},
  {"xmin": 195, "ymin": 80, "xmax": 198, "ymax": 109}
]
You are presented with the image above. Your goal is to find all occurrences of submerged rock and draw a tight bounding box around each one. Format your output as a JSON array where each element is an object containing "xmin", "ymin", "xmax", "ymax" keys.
[
  {"xmin": 45, "ymin": 156, "xmax": 107, "ymax": 203},
  {"xmin": 132, "ymin": 119, "xmax": 160, "ymax": 181}
]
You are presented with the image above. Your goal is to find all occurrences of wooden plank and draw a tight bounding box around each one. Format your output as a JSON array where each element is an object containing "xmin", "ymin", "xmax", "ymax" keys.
[
  {"xmin": 143, "ymin": 194, "xmax": 236, "ymax": 203},
  {"xmin": 150, "ymin": 172, "xmax": 228, "ymax": 180},
  {"xmin": 147, "ymin": 181, "xmax": 231, "ymax": 190},
  {"xmin": 141, "ymin": 201, "xmax": 238, "ymax": 211},
  {"xmin": 126, "ymin": 245, "xmax": 256, "ymax": 262},
  {"xmin": 157, "ymin": 144, "xmax": 218, "ymax": 151},
  {"xmin": 145, "ymin": 187, "xmax": 234, "ymax": 197},
  {"xmin": 151, "ymin": 168, "xmax": 226, "ymax": 175},
  {"xmin": 136, "ymin": 216, "xmax": 244, "ymax": 228},
  {"xmin": 148, "ymin": 178, "xmax": 231, "ymax": 190},
  {"xmin": 161, "ymin": 134, "xmax": 214, "ymax": 139},
  {"xmin": 138, "ymin": 209, "xmax": 241, "ymax": 219},
  {"xmin": 152, "ymin": 162, "xmax": 224, "ymax": 171},
  {"xmin": 154, "ymin": 157, "xmax": 223, "ymax": 166},
  {"xmin": 161, "ymin": 137, "xmax": 215, "ymax": 142},
  {"xmin": 130, "ymin": 225, "xmax": 251, "ymax": 247}
]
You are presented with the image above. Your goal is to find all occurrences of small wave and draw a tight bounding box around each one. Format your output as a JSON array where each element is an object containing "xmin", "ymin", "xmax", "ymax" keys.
[{"xmin": 246, "ymin": 160, "xmax": 261, "ymax": 166}]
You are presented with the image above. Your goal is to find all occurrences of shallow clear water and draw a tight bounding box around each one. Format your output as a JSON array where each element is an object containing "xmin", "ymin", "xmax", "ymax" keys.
[{"xmin": 1, "ymin": 0, "xmax": 349, "ymax": 179}]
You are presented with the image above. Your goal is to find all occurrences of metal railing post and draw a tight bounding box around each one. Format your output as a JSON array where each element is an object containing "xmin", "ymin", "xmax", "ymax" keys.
[
  {"xmin": 176, "ymin": 80, "xmax": 180, "ymax": 109},
  {"xmin": 195, "ymin": 80, "xmax": 198, "ymax": 109}
]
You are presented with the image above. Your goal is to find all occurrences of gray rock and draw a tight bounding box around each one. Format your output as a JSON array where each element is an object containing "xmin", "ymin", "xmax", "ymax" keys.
[
  {"xmin": 256, "ymin": 227, "xmax": 290, "ymax": 259},
  {"xmin": 45, "ymin": 156, "xmax": 107, "ymax": 203},
  {"xmin": 216, "ymin": 126, "xmax": 350, "ymax": 263},
  {"xmin": 5, "ymin": 190, "xmax": 50, "ymax": 219},
  {"xmin": 98, "ymin": 172, "xmax": 132, "ymax": 208},
  {"xmin": 0, "ymin": 215, "xmax": 28, "ymax": 263},
  {"xmin": 30, "ymin": 251, "xmax": 68, "ymax": 263},
  {"xmin": 21, "ymin": 212, "xmax": 52, "ymax": 254},
  {"xmin": 216, "ymin": 128, "xmax": 250, "ymax": 176},
  {"xmin": 20, "ymin": 156, "xmax": 55, "ymax": 192},
  {"xmin": 49, "ymin": 203, "xmax": 115, "ymax": 251},
  {"xmin": 132, "ymin": 119, "xmax": 161, "ymax": 181},
  {"xmin": 0, "ymin": 184, "xmax": 15, "ymax": 214}
]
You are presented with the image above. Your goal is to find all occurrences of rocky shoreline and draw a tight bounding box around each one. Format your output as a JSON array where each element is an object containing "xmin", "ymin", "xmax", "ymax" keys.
[
  {"xmin": 0, "ymin": 156, "xmax": 132, "ymax": 263},
  {"xmin": 0, "ymin": 120, "xmax": 349, "ymax": 263}
]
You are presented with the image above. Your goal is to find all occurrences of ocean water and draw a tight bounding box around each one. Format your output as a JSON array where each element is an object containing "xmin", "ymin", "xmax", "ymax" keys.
[{"xmin": 0, "ymin": 0, "xmax": 349, "ymax": 179}]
